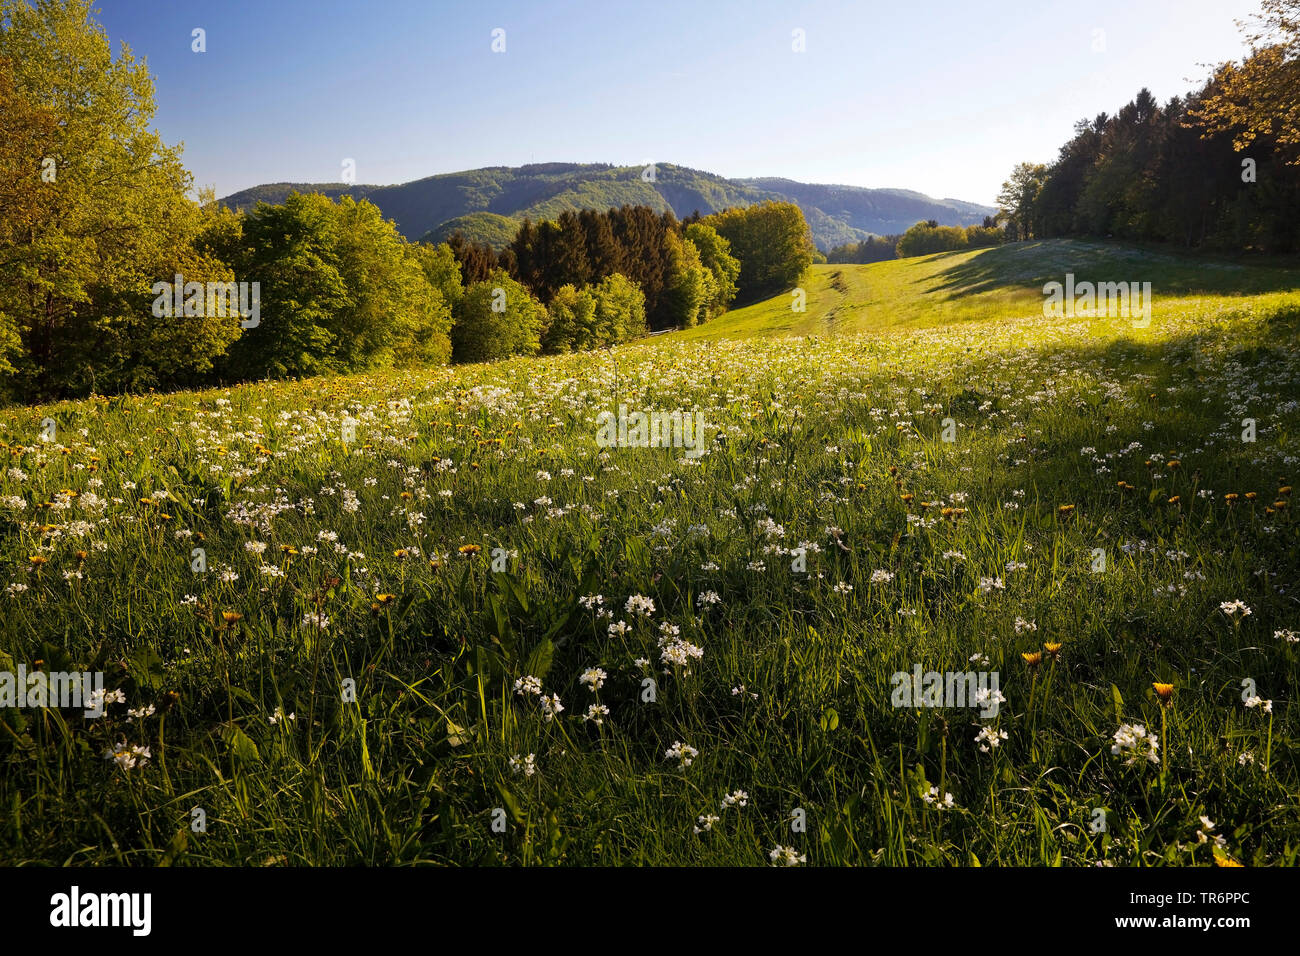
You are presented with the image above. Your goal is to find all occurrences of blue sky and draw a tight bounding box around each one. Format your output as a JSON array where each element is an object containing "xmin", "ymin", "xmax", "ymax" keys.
[{"xmin": 92, "ymin": 0, "xmax": 1260, "ymax": 205}]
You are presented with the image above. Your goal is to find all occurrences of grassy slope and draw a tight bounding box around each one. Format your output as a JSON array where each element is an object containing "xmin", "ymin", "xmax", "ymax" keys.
[
  {"xmin": 1, "ymin": 240, "xmax": 1299, "ymax": 866},
  {"xmin": 679, "ymin": 239, "xmax": 1300, "ymax": 340}
]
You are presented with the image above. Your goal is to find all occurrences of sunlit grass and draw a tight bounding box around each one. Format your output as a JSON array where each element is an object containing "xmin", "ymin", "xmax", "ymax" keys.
[
  {"xmin": 0, "ymin": 240, "xmax": 1297, "ymax": 866},
  {"xmin": 677, "ymin": 239, "xmax": 1300, "ymax": 340}
]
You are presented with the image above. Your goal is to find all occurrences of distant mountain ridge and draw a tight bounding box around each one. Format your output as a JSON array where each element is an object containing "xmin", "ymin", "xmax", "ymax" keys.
[{"xmin": 218, "ymin": 162, "xmax": 996, "ymax": 252}]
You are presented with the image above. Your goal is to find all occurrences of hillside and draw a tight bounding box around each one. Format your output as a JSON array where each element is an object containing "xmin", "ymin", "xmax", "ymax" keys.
[
  {"xmin": 739, "ymin": 178, "xmax": 995, "ymax": 239},
  {"xmin": 4, "ymin": 238, "xmax": 1299, "ymax": 866},
  {"xmin": 676, "ymin": 239, "xmax": 1300, "ymax": 340},
  {"xmin": 218, "ymin": 162, "xmax": 996, "ymax": 251}
]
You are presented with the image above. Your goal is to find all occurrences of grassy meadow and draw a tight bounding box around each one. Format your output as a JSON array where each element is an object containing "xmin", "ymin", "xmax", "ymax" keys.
[
  {"xmin": 681, "ymin": 239, "xmax": 1300, "ymax": 339},
  {"xmin": 2, "ymin": 239, "xmax": 1299, "ymax": 866}
]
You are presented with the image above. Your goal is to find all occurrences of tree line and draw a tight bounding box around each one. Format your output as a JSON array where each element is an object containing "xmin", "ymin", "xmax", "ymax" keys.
[
  {"xmin": 824, "ymin": 219, "xmax": 1004, "ymax": 263},
  {"xmin": 0, "ymin": 0, "xmax": 815, "ymax": 402},
  {"xmin": 440, "ymin": 199, "xmax": 812, "ymax": 361},
  {"xmin": 449, "ymin": 201, "xmax": 813, "ymax": 328},
  {"xmin": 995, "ymin": 1, "xmax": 1300, "ymax": 252}
]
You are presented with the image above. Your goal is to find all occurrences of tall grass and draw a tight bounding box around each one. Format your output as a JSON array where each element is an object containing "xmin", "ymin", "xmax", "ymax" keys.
[{"xmin": 0, "ymin": 243, "xmax": 1297, "ymax": 865}]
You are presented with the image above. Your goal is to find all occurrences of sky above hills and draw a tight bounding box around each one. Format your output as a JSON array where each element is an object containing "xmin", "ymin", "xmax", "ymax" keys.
[{"xmin": 93, "ymin": 0, "xmax": 1260, "ymax": 205}]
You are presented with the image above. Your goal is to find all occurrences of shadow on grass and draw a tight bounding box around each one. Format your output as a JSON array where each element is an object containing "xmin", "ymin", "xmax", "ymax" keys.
[{"xmin": 925, "ymin": 240, "xmax": 1300, "ymax": 300}]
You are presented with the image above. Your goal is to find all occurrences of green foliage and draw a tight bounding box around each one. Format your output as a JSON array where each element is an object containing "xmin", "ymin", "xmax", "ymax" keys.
[
  {"xmin": 705, "ymin": 201, "xmax": 814, "ymax": 301},
  {"xmin": 0, "ymin": 0, "xmax": 241, "ymax": 398},
  {"xmin": 1018, "ymin": 77, "xmax": 1300, "ymax": 252},
  {"xmin": 685, "ymin": 222, "xmax": 740, "ymax": 319},
  {"xmin": 895, "ymin": 222, "xmax": 1003, "ymax": 258},
  {"xmin": 333, "ymin": 199, "xmax": 452, "ymax": 370},
  {"xmin": 508, "ymin": 206, "xmax": 684, "ymax": 329},
  {"xmin": 541, "ymin": 273, "xmax": 647, "ymax": 354},
  {"xmin": 541, "ymin": 284, "xmax": 596, "ymax": 354},
  {"xmin": 996, "ymin": 162, "xmax": 1047, "ymax": 242},
  {"xmin": 422, "ymin": 212, "xmax": 519, "ymax": 250},
  {"xmin": 897, "ymin": 222, "xmax": 970, "ymax": 258},
  {"xmin": 213, "ymin": 193, "xmax": 452, "ymax": 379},
  {"xmin": 446, "ymin": 232, "xmax": 499, "ymax": 286},
  {"xmin": 591, "ymin": 272, "xmax": 647, "ymax": 344},
  {"xmin": 826, "ymin": 234, "xmax": 904, "ymax": 264},
  {"xmin": 211, "ymin": 193, "xmax": 347, "ymax": 379},
  {"xmin": 452, "ymin": 269, "xmax": 547, "ymax": 363},
  {"xmin": 0, "ymin": 56, "xmax": 54, "ymax": 380},
  {"xmin": 963, "ymin": 225, "xmax": 1004, "ymax": 248},
  {"xmin": 1190, "ymin": 2, "xmax": 1300, "ymax": 164},
  {"xmin": 412, "ymin": 241, "xmax": 464, "ymax": 313},
  {"xmin": 661, "ymin": 232, "xmax": 710, "ymax": 328}
]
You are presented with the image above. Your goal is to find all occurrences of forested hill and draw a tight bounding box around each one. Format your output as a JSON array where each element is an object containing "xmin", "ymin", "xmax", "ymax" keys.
[{"xmin": 218, "ymin": 162, "xmax": 995, "ymax": 251}]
